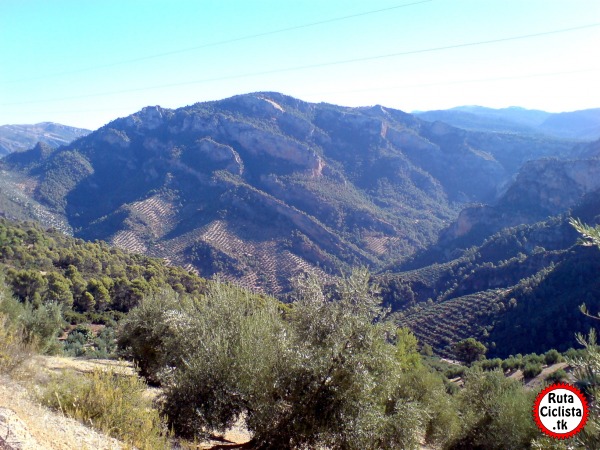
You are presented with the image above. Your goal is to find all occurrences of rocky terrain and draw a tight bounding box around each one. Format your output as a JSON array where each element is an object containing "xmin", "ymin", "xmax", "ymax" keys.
[
  {"xmin": 0, "ymin": 356, "xmax": 252, "ymax": 450},
  {"xmin": 436, "ymin": 138, "xmax": 600, "ymax": 253}
]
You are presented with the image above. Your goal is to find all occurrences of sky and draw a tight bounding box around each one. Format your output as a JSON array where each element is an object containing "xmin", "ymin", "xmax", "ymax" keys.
[{"xmin": 1, "ymin": 0, "xmax": 599, "ymax": 130}]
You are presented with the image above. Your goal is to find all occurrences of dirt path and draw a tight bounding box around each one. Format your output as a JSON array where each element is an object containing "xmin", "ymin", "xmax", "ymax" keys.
[
  {"xmin": 507, "ymin": 362, "xmax": 571, "ymax": 389},
  {"xmin": 0, "ymin": 374, "xmax": 123, "ymax": 450}
]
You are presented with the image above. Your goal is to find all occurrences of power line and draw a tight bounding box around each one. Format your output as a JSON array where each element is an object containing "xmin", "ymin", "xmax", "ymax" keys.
[
  {"xmin": 14, "ymin": 67, "xmax": 599, "ymax": 117},
  {"xmin": 2, "ymin": 22, "xmax": 598, "ymax": 107},
  {"xmin": 303, "ymin": 68, "xmax": 600, "ymax": 97},
  {"xmin": 2, "ymin": 0, "xmax": 433, "ymax": 84}
]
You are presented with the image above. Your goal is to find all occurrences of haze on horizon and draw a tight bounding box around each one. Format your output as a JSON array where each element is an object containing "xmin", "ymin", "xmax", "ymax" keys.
[{"xmin": 1, "ymin": 0, "xmax": 599, "ymax": 130}]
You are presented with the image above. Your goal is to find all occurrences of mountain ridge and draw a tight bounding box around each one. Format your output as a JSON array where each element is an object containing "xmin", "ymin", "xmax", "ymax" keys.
[
  {"xmin": 0, "ymin": 93, "xmax": 589, "ymax": 294},
  {"xmin": 380, "ymin": 190, "xmax": 600, "ymax": 357},
  {"xmin": 415, "ymin": 106, "xmax": 600, "ymax": 140},
  {"xmin": 0, "ymin": 122, "xmax": 90, "ymax": 156}
]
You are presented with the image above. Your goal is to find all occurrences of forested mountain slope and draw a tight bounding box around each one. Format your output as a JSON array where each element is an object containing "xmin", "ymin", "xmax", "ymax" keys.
[
  {"xmin": 0, "ymin": 93, "xmax": 577, "ymax": 293},
  {"xmin": 380, "ymin": 190, "xmax": 600, "ymax": 357},
  {"xmin": 0, "ymin": 218, "xmax": 207, "ymax": 319},
  {"xmin": 399, "ymin": 138, "xmax": 600, "ymax": 269}
]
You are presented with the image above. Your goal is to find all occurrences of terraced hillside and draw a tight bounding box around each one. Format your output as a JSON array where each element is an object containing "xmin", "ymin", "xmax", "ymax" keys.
[
  {"xmin": 0, "ymin": 169, "xmax": 72, "ymax": 233},
  {"xmin": 0, "ymin": 93, "xmax": 580, "ymax": 293},
  {"xmin": 383, "ymin": 190, "xmax": 600, "ymax": 357}
]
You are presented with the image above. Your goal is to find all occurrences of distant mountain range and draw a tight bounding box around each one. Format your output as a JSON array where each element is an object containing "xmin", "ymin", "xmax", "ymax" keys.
[
  {"xmin": 1, "ymin": 93, "xmax": 599, "ymax": 356},
  {"xmin": 415, "ymin": 106, "xmax": 600, "ymax": 140},
  {"xmin": 1, "ymin": 93, "xmax": 585, "ymax": 294},
  {"xmin": 0, "ymin": 122, "xmax": 90, "ymax": 156}
]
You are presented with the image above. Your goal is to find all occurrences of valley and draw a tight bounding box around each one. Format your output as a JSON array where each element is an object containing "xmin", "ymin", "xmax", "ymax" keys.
[
  {"xmin": 1, "ymin": 93, "xmax": 599, "ymax": 449},
  {"xmin": 0, "ymin": 93, "xmax": 585, "ymax": 297},
  {"xmin": 1, "ymin": 93, "xmax": 599, "ymax": 357}
]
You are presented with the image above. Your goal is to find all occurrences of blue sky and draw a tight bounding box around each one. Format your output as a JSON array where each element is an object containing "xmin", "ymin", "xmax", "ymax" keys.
[{"xmin": 1, "ymin": 0, "xmax": 599, "ymax": 129}]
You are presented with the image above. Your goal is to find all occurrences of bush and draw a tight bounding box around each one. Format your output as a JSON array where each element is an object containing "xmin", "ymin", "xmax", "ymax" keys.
[
  {"xmin": 445, "ymin": 365, "xmax": 467, "ymax": 379},
  {"xmin": 63, "ymin": 324, "xmax": 117, "ymax": 358},
  {"xmin": 569, "ymin": 329, "xmax": 600, "ymax": 448},
  {"xmin": 501, "ymin": 356, "xmax": 520, "ymax": 372},
  {"xmin": 480, "ymin": 358, "xmax": 503, "ymax": 371},
  {"xmin": 448, "ymin": 369, "xmax": 539, "ymax": 449},
  {"xmin": 0, "ymin": 313, "xmax": 30, "ymax": 373},
  {"xmin": 564, "ymin": 347, "xmax": 586, "ymax": 360},
  {"xmin": 523, "ymin": 363, "xmax": 543, "ymax": 379},
  {"xmin": 523, "ymin": 353, "xmax": 545, "ymax": 366},
  {"xmin": 544, "ymin": 349, "xmax": 562, "ymax": 365},
  {"xmin": 452, "ymin": 338, "xmax": 487, "ymax": 365},
  {"xmin": 0, "ymin": 287, "xmax": 64, "ymax": 355},
  {"xmin": 0, "ymin": 281, "xmax": 35, "ymax": 370},
  {"xmin": 117, "ymin": 288, "xmax": 184, "ymax": 383},
  {"xmin": 545, "ymin": 369, "xmax": 568, "ymax": 384},
  {"xmin": 40, "ymin": 368, "xmax": 169, "ymax": 449}
]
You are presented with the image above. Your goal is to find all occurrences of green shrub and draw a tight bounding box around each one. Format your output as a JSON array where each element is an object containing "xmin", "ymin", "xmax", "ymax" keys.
[
  {"xmin": 122, "ymin": 270, "xmax": 451, "ymax": 449},
  {"xmin": 452, "ymin": 338, "xmax": 487, "ymax": 365},
  {"xmin": 501, "ymin": 355, "xmax": 523, "ymax": 371},
  {"xmin": 0, "ymin": 291, "xmax": 64, "ymax": 355},
  {"xmin": 569, "ymin": 329, "xmax": 600, "ymax": 448},
  {"xmin": 449, "ymin": 369, "xmax": 539, "ymax": 449},
  {"xmin": 0, "ymin": 313, "xmax": 30, "ymax": 373},
  {"xmin": 62, "ymin": 324, "xmax": 116, "ymax": 359},
  {"xmin": 0, "ymin": 279, "xmax": 55, "ymax": 367},
  {"xmin": 544, "ymin": 349, "xmax": 562, "ymax": 365},
  {"xmin": 563, "ymin": 347, "xmax": 586, "ymax": 360},
  {"xmin": 0, "ymin": 280, "xmax": 28, "ymax": 371},
  {"xmin": 545, "ymin": 369, "xmax": 568, "ymax": 384},
  {"xmin": 444, "ymin": 379, "xmax": 460, "ymax": 395},
  {"xmin": 523, "ymin": 363, "xmax": 543, "ymax": 379},
  {"xmin": 41, "ymin": 368, "xmax": 169, "ymax": 449},
  {"xmin": 117, "ymin": 288, "xmax": 185, "ymax": 383},
  {"xmin": 523, "ymin": 353, "xmax": 545, "ymax": 366},
  {"xmin": 445, "ymin": 365, "xmax": 466, "ymax": 379},
  {"xmin": 480, "ymin": 358, "xmax": 503, "ymax": 371}
]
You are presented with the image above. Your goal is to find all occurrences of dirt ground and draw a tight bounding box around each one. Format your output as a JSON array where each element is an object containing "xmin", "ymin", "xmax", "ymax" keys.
[
  {"xmin": 0, "ymin": 372, "xmax": 123, "ymax": 450},
  {"xmin": 0, "ymin": 356, "xmax": 251, "ymax": 450}
]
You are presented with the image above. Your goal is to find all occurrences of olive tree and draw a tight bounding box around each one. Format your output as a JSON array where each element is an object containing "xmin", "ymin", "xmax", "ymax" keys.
[
  {"xmin": 452, "ymin": 338, "xmax": 487, "ymax": 366},
  {"xmin": 119, "ymin": 270, "xmax": 449, "ymax": 449}
]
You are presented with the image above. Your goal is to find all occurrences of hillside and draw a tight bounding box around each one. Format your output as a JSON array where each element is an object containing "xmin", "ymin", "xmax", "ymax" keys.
[
  {"xmin": 0, "ymin": 218, "xmax": 207, "ymax": 320},
  {"xmin": 0, "ymin": 122, "xmax": 90, "ymax": 157},
  {"xmin": 399, "ymin": 138, "xmax": 600, "ymax": 268},
  {"xmin": 0, "ymin": 369, "xmax": 125, "ymax": 449},
  {"xmin": 380, "ymin": 191, "xmax": 600, "ymax": 357},
  {"xmin": 0, "ymin": 93, "xmax": 577, "ymax": 294},
  {"xmin": 415, "ymin": 106, "xmax": 600, "ymax": 141}
]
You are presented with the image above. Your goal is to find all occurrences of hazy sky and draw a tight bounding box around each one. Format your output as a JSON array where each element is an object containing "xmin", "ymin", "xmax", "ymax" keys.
[{"xmin": 1, "ymin": 0, "xmax": 599, "ymax": 130}]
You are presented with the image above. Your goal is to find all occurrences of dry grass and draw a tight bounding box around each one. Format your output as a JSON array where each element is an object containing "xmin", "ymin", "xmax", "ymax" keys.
[
  {"xmin": 0, "ymin": 315, "xmax": 33, "ymax": 376},
  {"xmin": 0, "ymin": 374, "xmax": 124, "ymax": 450},
  {"xmin": 40, "ymin": 368, "xmax": 170, "ymax": 449}
]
